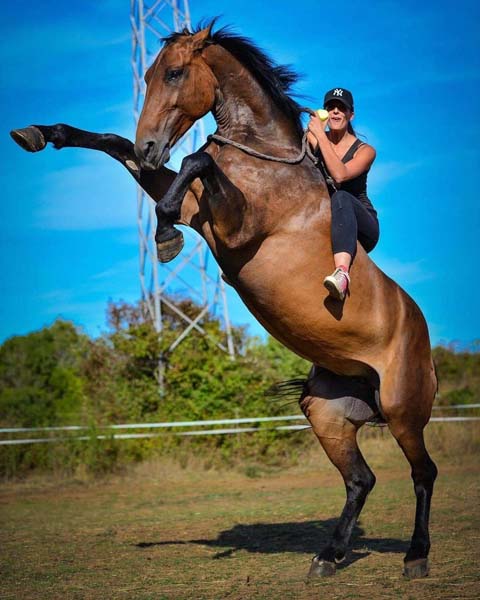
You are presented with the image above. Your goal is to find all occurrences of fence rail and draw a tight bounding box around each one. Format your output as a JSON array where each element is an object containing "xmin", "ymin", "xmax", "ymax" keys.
[{"xmin": 0, "ymin": 404, "xmax": 479, "ymax": 446}]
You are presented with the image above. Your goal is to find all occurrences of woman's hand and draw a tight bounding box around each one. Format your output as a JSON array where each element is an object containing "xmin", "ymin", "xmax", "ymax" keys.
[{"xmin": 308, "ymin": 114, "xmax": 328, "ymax": 142}]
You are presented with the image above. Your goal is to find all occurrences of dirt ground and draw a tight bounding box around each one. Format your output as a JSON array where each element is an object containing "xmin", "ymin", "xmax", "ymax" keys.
[{"xmin": 1, "ymin": 433, "xmax": 479, "ymax": 599}]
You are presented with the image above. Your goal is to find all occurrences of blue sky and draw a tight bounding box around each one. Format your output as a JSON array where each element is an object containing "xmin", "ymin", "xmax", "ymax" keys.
[{"xmin": 1, "ymin": 0, "xmax": 479, "ymax": 347}]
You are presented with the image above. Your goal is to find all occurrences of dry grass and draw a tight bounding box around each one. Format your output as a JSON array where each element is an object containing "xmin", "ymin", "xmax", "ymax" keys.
[{"xmin": 1, "ymin": 424, "xmax": 479, "ymax": 599}]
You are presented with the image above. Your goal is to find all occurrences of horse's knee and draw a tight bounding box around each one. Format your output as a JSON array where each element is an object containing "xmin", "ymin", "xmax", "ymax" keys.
[
  {"xmin": 348, "ymin": 466, "xmax": 376, "ymax": 499},
  {"xmin": 181, "ymin": 151, "xmax": 213, "ymax": 176}
]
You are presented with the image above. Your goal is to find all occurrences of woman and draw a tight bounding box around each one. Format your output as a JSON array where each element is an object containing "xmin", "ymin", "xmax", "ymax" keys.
[{"xmin": 307, "ymin": 88, "xmax": 379, "ymax": 301}]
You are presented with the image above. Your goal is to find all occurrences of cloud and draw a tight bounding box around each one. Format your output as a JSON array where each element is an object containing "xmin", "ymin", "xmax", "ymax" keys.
[
  {"xmin": 368, "ymin": 160, "xmax": 422, "ymax": 192},
  {"xmin": 359, "ymin": 67, "xmax": 480, "ymax": 103},
  {"xmin": 1, "ymin": 22, "xmax": 129, "ymax": 63},
  {"xmin": 373, "ymin": 255, "xmax": 434, "ymax": 286},
  {"xmin": 34, "ymin": 160, "xmax": 136, "ymax": 231},
  {"xmin": 92, "ymin": 257, "xmax": 138, "ymax": 281},
  {"xmin": 38, "ymin": 257, "xmax": 141, "ymax": 335}
]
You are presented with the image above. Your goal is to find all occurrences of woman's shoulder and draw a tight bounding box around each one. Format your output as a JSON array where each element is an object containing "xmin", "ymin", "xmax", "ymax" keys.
[{"xmin": 354, "ymin": 139, "xmax": 376, "ymax": 159}]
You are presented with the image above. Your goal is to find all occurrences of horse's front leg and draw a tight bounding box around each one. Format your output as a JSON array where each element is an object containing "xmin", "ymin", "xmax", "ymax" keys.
[
  {"xmin": 10, "ymin": 124, "xmax": 177, "ymax": 203},
  {"xmin": 155, "ymin": 151, "xmax": 243, "ymax": 263}
]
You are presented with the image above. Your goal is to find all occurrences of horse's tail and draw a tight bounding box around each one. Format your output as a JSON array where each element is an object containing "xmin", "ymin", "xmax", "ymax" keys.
[{"xmin": 264, "ymin": 378, "xmax": 308, "ymax": 404}]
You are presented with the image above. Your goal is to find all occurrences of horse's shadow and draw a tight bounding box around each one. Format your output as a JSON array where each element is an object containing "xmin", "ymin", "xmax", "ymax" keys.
[{"xmin": 135, "ymin": 519, "xmax": 408, "ymax": 568}]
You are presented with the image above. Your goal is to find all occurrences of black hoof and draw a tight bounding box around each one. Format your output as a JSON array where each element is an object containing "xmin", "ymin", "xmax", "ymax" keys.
[
  {"xmin": 156, "ymin": 230, "xmax": 184, "ymax": 263},
  {"xmin": 307, "ymin": 556, "xmax": 336, "ymax": 578},
  {"xmin": 10, "ymin": 126, "xmax": 46, "ymax": 152},
  {"xmin": 403, "ymin": 558, "xmax": 429, "ymax": 579}
]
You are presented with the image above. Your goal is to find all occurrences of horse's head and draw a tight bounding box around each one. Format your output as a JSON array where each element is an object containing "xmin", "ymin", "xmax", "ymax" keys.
[{"xmin": 135, "ymin": 25, "xmax": 217, "ymax": 169}]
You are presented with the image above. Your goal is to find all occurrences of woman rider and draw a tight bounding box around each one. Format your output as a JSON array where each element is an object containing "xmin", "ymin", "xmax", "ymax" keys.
[{"xmin": 307, "ymin": 88, "xmax": 379, "ymax": 301}]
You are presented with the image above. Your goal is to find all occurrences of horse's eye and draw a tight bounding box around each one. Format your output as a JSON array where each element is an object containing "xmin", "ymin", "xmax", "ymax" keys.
[{"xmin": 165, "ymin": 68, "xmax": 184, "ymax": 82}]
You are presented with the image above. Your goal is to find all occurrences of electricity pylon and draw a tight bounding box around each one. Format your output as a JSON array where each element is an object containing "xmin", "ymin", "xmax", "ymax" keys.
[{"xmin": 130, "ymin": 1, "xmax": 235, "ymax": 386}]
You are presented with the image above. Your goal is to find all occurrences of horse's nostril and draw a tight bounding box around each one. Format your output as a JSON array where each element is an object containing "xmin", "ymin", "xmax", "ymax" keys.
[
  {"xmin": 144, "ymin": 140, "xmax": 155, "ymax": 152},
  {"xmin": 143, "ymin": 140, "xmax": 156, "ymax": 161},
  {"xmin": 134, "ymin": 139, "xmax": 156, "ymax": 162}
]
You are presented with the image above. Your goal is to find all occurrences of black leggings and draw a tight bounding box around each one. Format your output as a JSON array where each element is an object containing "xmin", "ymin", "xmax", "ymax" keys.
[{"xmin": 331, "ymin": 190, "xmax": 379, "ymax": 257}]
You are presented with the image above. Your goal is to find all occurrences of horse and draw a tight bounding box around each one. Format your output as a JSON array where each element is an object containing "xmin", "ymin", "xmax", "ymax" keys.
[{"xmin": 11, "ymin": 21, "xmax": 438, "ymax": 580}]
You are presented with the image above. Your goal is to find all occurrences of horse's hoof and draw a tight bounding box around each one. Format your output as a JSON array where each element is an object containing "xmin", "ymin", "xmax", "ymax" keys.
[
  {"xmin": 10, "ymin": 126, "xmax": 46, "ymax": 152},
  {"xmin": 156, "ymin": 230, "xmax": 184, "ymax": 263},
  {"xmin": 403, "ymin": 558, "xmax": 429, "ymax": 579},
  {"xmin": 307, "ymin": 556, "xmax": 336, "ymax": 578}
]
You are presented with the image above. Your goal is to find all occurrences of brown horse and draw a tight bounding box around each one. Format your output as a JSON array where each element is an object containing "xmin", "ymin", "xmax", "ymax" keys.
[{"xmin": 11, "ymin": 22, "xmax": 437, "ymax": 580}]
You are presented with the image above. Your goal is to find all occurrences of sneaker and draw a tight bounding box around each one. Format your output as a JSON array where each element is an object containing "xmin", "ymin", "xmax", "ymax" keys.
[{"xmin": 323, "ymin": 268, "xmax": 350, "ymax": 301}]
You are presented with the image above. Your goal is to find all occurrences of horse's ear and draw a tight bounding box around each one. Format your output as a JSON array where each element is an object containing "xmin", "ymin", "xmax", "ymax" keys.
[{"xmin": 191, "ymin": 24, "xmax": 213, "ymax": 51}]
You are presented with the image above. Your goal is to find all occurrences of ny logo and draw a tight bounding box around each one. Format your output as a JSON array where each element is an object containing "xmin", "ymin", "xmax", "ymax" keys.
[{"xmin": 333, "ymin": 89, "xmax": 344, "ymax": 97}]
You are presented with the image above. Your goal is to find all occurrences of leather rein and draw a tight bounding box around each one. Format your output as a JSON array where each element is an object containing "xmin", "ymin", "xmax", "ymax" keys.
[{"xmin": 207, "ymin": 107, "xmax": 337, "ymax": 191}]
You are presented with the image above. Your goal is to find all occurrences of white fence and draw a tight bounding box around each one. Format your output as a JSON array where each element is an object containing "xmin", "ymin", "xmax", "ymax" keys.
[{"xmin": 0, "ymin": 404, "xmax": 479, "ymax": 446}]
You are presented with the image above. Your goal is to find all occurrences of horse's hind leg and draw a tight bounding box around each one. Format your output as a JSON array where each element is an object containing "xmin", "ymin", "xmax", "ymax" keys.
[
  {"xmin": 300, "ymin": 368, "xmax": 377, "ymax": 577},
  {"xmin": 10, "ymin": 124, "xmax": 176, "ymax": 202},
  {"xmin": 379, "ymin": 343, "xmax": 438, "ymax": 578},
  {"xmin": 388, "ymin": 421, "xmax": 437, "ymax": 579}
]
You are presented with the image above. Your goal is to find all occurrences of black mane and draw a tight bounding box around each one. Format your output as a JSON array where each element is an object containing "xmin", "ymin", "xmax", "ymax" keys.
[{"xmin": 163, "ymin": 21, "xmax": 304, "ymax": 138}]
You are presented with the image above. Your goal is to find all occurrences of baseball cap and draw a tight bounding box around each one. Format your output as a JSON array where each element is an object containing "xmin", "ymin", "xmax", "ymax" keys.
[{"xmin": 323, "ymin": 88, "xmax": 354, "ymax": 111}]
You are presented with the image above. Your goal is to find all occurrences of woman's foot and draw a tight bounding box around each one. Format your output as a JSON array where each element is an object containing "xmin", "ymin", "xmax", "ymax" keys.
[{"xmin": 323, "ymin": 267, "xmax": 350, "ymax": 301}]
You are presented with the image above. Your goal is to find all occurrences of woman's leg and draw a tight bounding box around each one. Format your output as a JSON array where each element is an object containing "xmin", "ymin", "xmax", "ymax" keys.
[{"xmin": 324, "ymin": 191, "xmax": 379, "ymax": 300}]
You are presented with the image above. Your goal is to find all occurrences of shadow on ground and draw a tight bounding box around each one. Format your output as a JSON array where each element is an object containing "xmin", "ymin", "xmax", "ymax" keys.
[{"xmin": 135, "ymin": 519, "xmax": 408, "ymax": 567}]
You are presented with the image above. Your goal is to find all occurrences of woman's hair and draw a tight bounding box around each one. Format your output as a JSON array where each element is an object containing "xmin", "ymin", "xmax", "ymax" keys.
[{"xmin": 348, "ymin": 121, "xmax": 367, "ymax": 140}]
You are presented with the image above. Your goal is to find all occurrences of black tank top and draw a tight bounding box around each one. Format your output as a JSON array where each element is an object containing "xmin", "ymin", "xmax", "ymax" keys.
[{"xmin": 338, "ymin": 139, "xmax": 375, "ymax": 212}]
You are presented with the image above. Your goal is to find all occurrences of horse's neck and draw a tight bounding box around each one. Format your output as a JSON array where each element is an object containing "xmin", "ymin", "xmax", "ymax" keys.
[{"xmin": 203, "ymin": 46, "xmax": 299, "ymax": 150}]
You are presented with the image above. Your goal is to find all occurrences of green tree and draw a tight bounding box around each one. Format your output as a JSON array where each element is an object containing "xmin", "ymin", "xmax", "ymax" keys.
[
  {"xmin": 0, "ymin": 320, "xmax": 87, "ymax": 427},
  {"xmin": 433, "ymin": 343, "xmax": 480, "ymax": 405}
]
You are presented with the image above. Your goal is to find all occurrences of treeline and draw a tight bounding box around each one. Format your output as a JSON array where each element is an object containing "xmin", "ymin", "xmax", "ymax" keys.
[
  {"xmin": 432, "ymin": 344, "xmax": 480, "ymax": 405},
  {"xmin": 0, "ymin": 297, "xmax": 478, "ymax": 477},
  {"xmin": 0, "ymin": 298, "xmax": 309, "ymax": 477}
]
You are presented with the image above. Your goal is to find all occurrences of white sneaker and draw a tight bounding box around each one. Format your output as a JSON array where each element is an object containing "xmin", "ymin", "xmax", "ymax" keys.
[{"xmin": 323, "ymin": 268, "xmax": 350, "ymax": 301}]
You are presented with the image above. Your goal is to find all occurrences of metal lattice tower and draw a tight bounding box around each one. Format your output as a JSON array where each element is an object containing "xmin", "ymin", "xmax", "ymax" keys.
[{"xmin": 130, "ymin": 1, "xmax": 235, "ymax": 378}]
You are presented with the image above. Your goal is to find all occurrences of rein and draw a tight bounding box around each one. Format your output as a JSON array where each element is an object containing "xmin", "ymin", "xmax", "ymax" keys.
[
  {"xmin": 207, "ymin": 107, "xmax": 337, "ymax": 191},
  {"xmin": 209, "ymin": 129, "xmax": 313, "ymax": 165}
]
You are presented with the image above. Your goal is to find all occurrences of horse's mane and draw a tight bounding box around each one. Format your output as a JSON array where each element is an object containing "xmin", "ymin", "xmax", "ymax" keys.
[{"xmin": 162, "ymin": 20, "xmax": 304, "ymax": 139}]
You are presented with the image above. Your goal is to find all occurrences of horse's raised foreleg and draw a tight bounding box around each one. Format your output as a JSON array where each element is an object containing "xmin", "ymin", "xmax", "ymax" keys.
[
  {"xmin": 155, "ymin": 151, "xmax": 244, "ymax": 262},
  {"xmin": 10, "ymin": 124, "xmax": 177, "ymax": 202},
  {"xmin": 153, "ymin": 152, "xmax": 211, "ymax": 262},
  {"xmin": 299, "ymin": 368, "xmax": 378, "ymax": 577}
]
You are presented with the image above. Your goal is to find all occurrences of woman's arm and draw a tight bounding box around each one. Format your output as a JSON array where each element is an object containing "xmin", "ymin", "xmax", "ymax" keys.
[{"xmin": 308, "ymin": 115, "xmax": 376, "ymax": 184}]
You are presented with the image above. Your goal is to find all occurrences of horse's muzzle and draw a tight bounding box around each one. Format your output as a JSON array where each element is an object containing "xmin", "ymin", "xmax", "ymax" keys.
[{"xmin": 134, "ymin": 139, "xmax": 170, "ymax": 170}]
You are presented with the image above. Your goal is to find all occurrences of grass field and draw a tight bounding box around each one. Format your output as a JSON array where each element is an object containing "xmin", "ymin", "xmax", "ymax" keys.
[{"xmin": 1, "ymin": 427, "xmax": 479, "ymax": 599}]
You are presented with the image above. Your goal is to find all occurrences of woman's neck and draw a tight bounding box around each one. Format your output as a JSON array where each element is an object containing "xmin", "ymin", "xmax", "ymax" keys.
[{"xmin": 327, "ymin": 128, "xmax": 355, "ymax": 145}]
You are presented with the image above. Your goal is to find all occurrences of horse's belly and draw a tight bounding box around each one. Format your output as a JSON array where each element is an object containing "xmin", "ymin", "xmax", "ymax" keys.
[
  {"xmin": 226, "ymin": 235, "xmax": 393, "ymax": 377},
  {"xmin": 236, "ymin": 285, "xmax": 374, "ymax": 375}
]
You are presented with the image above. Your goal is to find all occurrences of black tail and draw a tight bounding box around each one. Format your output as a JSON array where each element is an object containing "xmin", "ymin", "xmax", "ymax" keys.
[{"xmin": 264, "ymin": 378, "xmax": 308, "ymax": 402}]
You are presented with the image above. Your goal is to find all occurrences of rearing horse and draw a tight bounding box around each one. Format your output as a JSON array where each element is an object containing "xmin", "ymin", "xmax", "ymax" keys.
[{"xmin": 11, "ymin": 22, "xmax": 437, "ymax": 580}]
